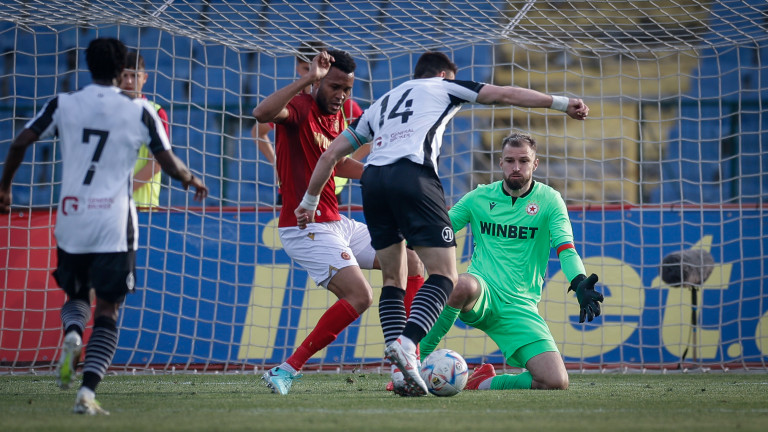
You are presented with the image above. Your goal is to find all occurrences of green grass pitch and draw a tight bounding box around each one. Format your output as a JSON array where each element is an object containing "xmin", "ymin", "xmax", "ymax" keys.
[{"xmin": 1, "ymin": 372, "xmax": 767, "ymax": 431}]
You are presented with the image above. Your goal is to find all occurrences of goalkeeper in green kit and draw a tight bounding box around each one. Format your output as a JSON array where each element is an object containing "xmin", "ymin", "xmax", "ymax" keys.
[{"xmin": 420, "ymin": 132, "xmax": 604, "ymax": 391}]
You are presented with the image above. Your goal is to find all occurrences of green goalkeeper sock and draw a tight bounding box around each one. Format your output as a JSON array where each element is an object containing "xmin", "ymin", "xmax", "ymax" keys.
[
  {"xmin": 490, "ymin": 371, "xmax": 533, "ymax": 390},
  {"xmin": 419, "ymin": 305, "xmax": 461, "ymax": 358}
]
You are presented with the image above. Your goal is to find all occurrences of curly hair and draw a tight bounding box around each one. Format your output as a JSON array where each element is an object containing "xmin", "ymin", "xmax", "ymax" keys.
[
  {"xmin": 86, "ymin": 38, "xmax": 127, "ymax": 81},
  {"xmin": 326, "ymin": 49, "xmax": 356, "ymax": 74}
]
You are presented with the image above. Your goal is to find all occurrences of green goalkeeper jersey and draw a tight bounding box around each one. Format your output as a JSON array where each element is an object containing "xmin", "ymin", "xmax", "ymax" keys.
[{"xmin": 449, "ymin": 180, "xmax": 580, "ymax": 304}]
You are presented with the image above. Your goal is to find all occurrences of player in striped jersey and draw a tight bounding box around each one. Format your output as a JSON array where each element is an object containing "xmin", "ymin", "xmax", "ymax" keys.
[
  {"xmin": 252, "ymin": 49, "xmax": 424, "ymax": 396},
  {"xmin": 419, "ymin": 132, "xmax": 604, "ymax": 391},
  {"xmin": 297, "ymin": 52, "xmax": 590, "ymax": 396},
  {"xmin": 0, "ymin": 37, "xmax": 207, "ymax": 414}
]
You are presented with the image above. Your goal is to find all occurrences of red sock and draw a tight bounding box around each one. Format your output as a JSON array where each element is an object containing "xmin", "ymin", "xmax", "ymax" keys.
[
  {"xmin": 286, "ymin": 299, "xmax": 359, "ymax": 371},
  {"xmin": 404, "ymin": 275, "xmax": 424, "ymax": 317},
  {"xmin": 405, "ymin": 275, "xmax": 424, "ymax": 358}
]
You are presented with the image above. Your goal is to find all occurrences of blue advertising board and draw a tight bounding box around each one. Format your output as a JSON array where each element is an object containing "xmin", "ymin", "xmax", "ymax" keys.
[{"xmin": 114, "ymin": 208, "xmax": 768, "ymax": 367}]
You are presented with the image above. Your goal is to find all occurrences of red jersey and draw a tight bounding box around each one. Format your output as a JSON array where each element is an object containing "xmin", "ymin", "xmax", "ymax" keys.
[
  {"xmin": 275, "ymin": 93, "xmax": 347, "ymax": 227},
  {"xmin": 268, "ymin": 99, "xmax": 362, "ymax": 130},
  {"xmin": 342, "ymin": 98, "xmax": 363, "ymax": 123}
]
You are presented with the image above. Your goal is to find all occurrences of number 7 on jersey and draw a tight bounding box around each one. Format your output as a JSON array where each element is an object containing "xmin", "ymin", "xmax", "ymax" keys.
[{"xmin": 82, "ymin": 128, "xmax": 109, "ymax": 185}]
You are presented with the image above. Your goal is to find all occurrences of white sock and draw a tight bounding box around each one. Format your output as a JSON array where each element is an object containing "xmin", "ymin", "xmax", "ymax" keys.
[
  {"xmin": 278, "ymin": 363, "xmax": 298, "ymax": 375},
  {"xmin": 478, "ymin": 378, "xmax": 493, "ymax": 390},
  {"xmin": 77, "ymin": 386, "xmax": 95, "ymax": 400},
  {"xmin": 397, "ymin": 336, "xmax": 416, "ymax": 353}
]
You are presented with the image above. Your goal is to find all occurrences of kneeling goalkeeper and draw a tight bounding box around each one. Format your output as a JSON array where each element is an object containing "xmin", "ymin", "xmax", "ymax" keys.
[{"xmin": 420, "ymin": 132, "xmax": 604, "ymax": 390}]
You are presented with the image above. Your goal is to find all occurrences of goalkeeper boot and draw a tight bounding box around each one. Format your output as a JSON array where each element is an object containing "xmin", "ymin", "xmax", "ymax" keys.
[
  {"xmin": 73, "ymin": 387, "xmax": 109, "ymax": 415},
  {"xmin": 465, "ymin": 363, "xmax": 496, "ymax": 390},
  {"xmin": 262, "ymin": 366, "xmax": 302, "ymax": 395},
  {"xmin": 384, "ymin": 337, "xmax": 427, "ymax": 397},
  {"xmin": 56, "ymin": 331, "xmax": 82, "ymax": 390}
]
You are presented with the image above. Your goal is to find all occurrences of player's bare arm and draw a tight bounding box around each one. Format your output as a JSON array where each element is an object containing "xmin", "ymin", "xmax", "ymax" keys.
[
  {"xmin": 154, "ymin": 149, "xmax": 208, "ymax": 201},
  {"xmin": 334, "ymin": 156, "xmax": 364, "ymax": 180},
  {"xmin": 252, "ymin": 52, "xmax": 333, "ymax": 124},
  {"xmin": 294, "ymin": 134, "xmax": 355, "ymax": 229},
  {"xmin": 348, "ymin": 142, "xmax": 371, "ymax": 162},
  {"xmin": 251, "ymin": 122, "xmax": 276, "ymax": 164},
  {"xmin": 0, "ymin": 128, "xmax": 40, "ymax": 213},
  {"xmin": 475, "ymin": 85, "xmax": 589, "ymax": 120},
  {"xmin": 132, "ymin": 159, "xmax": 162, "ymax": 191}
]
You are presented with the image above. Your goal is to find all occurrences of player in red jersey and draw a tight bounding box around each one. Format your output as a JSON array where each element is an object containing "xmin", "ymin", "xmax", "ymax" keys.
[
  {"xmin": 251, "ymin": 41, "xmax": 364, "ymax": 204},
  {"xmin": 252, "ymin": 50, "xmax": 423, "ymax": 395}
]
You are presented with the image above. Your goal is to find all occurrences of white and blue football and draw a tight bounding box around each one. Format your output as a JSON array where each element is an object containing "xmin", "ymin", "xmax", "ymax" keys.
[{"xmin": 419, "ymin": 349, "xmax": 468, "ymax": 397}]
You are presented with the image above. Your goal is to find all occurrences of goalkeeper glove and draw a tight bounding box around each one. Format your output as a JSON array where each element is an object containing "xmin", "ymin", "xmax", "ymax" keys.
[{"xmin": 568, "ymin": 273, "xmax": 604, "ymax": 323}]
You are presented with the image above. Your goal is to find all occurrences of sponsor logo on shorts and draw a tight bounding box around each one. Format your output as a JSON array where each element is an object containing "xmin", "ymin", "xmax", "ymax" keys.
[
  {"xmin": 126, "ymin": 272, "xmax": 135, "ymax": 291},
  {"xmin": 442, "ymin": 227, "xmax": 454, "ymax": 243},
  {"xmin": 526, "ymin": 202, "xmax": 539, "ymax": 215},
  {"xmin": 341, "ymin": 251, "xmax": 351, "ymax": 260}
]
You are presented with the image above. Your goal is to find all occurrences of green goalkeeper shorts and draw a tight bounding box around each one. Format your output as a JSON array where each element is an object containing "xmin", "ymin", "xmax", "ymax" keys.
[{"xmin": 458, "ymin": 272, "xmax": 559, "ymax": 368}]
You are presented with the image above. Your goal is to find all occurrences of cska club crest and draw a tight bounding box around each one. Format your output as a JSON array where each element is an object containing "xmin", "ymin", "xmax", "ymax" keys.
[{"xmin": 526, "ymin": 202, "xmax": 539, "ymax": 215}]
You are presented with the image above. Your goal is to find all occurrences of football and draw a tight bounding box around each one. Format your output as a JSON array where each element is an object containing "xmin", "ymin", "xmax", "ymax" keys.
[{"xmin": 419, "ymin": 349, "xmax": 469, "ymax": 397}]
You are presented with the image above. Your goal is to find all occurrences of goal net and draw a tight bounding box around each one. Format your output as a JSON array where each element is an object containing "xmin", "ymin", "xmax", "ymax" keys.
[{"xmin": 1, "ymin": 0, "xmax": 767, "ymax": 373}]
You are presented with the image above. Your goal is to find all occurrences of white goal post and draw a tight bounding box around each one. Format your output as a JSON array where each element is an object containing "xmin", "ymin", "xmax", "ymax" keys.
[{"xmin": 1, "ymin": 0, "xmax": 767, "ymax": 373}]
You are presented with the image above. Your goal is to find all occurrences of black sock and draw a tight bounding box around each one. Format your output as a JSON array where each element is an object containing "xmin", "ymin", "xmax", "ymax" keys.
[
  {"xmin": 81, "ymin": 316, "xmax": 118, "ymax": 392},
  {"xmin": 402, "ymin": 274, "xmax": 453, "ymax": 344},
  {"xmin": 378, "ymin": 286, "xmax": 406, "ymax": 346},
  {"xmin": 60, "ymin": 299, "xmax": 90, "ymax": 337}
]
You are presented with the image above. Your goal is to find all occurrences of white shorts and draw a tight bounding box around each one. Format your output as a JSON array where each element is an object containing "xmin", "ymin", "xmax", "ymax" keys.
[{"xmin": 278, "ymin": 215, "xmax": 377, "ymax": 287}]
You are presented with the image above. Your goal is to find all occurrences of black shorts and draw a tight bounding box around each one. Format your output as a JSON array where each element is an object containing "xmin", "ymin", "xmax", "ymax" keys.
[
  {"xmin": 361, "ymin": 158, "xmax": 456, "ymax": 250},
  {"xmin": 52, "ymin": 248, "xmax": 136, "ymax": 304}
]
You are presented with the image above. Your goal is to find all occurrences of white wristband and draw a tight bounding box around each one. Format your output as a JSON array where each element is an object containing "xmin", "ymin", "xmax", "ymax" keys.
[
  {"xmin": 550, "ymin": 95, "xmax": 569, "ymax": 112},
  {"xmin": 300, "ymin": 192, "xmax": 320, "ymax": 211}
]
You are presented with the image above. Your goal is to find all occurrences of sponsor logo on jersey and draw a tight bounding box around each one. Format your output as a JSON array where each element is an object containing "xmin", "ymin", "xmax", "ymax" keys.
[
  {"xmin": 307, "ymin": 233, "xmax": 315, "ymax": 240},
  {"xmin": 315, "ymin": 131, "xmax": 332, "ymax": 150},
  {"xmin": 61, "ymin": 196, "xmax": 80, "ymax": 215},
  {"xmin": 489, "ymin": 202, "xmax": 497, "ymax": 211},
  {"xmin": 526, "ymin": 202, "xmax": 539, "ymax": 215},
  {"xmin": 389, "ymin": 128, "xmax": 414, "ymax": 142},
  {"xmin": 88, "ymin": 197, "xmax": 114, "ymax": 210},
  {"xmin": 341, "ymin": 251, "xmax": 351, "ymax": 260},
  {"xmin": 479, "ymin": 221, "xmax": 539, "ymax": 239}
]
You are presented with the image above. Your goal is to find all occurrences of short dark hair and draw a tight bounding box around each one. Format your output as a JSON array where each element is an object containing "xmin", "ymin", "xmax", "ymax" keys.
[
  {"xmin": 327, "ymin": 49, "xmax": 356, "ymax": 74},
  {"xmin": 297, "ymin": 40, "xmax": 327, "ymax": 63},
  {"xmin": 86, "ymin": 37, "xmax": 127, "ymax": 81},
  {"xmin": 413, "ymin": 51, "xmax": 457, "ymax": 79},
  {"xmin": 501, "ymin": 132, "xmax": 537, "ymax": 152},
  {"xmin": 126, "ymin": 51, "xmax": 146, "ymax": 70}
]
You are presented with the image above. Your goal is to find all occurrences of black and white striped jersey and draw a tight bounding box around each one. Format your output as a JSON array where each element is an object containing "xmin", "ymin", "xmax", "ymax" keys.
[
  {"xmin": 349, "ymin": 77, "xmax": 484, "ymax": 174},
  {"xmin": 26, "ymin": 84, "xmax": 171, "ymax": 253}
]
